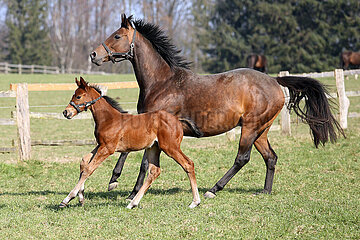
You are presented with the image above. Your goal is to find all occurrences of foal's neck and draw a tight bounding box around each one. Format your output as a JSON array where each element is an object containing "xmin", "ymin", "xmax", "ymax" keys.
[{"xmin": 89, "ymin": 93, "xmax": 120, "ymax": 126}]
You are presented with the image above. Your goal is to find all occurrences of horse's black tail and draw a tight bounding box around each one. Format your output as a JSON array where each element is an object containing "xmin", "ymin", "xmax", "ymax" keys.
[{"xmin": 276, "ymin": 76, "xmax": 345, "ymax": 147}]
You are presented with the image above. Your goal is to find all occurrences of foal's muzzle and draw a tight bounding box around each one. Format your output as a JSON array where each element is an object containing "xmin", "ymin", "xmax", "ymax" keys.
[{"xmin": 63, "ymin": 109, "xmax": 73, "ymax": 119}]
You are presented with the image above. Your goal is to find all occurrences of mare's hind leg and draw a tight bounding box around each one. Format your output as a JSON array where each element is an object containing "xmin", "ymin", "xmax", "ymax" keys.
[
  {"xmin": 127, "ymin": 143, "xmax": 161, "ymax": 209},
  {"xmin": 254, "ymin": 129, "xmax": 278, "ymax": 194},
  {"xmin": 204, "ymin": 126, "xmax": 257, "ymax": 198},
  {"xmin": 108, "ymin": 152, "xmax": 129, "ymax": 191}
]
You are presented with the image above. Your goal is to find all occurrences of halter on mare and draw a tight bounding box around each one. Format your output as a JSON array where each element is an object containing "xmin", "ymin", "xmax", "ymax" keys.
[{"xmin": 101, "ymin": 21, "xmax": 137, "ymax": 63}]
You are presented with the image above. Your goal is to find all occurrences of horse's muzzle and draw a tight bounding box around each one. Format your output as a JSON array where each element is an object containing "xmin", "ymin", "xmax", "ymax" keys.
[
  {"xmin": 90, "ymin": 52, "xmax": 103, "ymax": 66},
  {"xmin": 63, "ymin": 110, "xmax": 72, "ymax": 119}
]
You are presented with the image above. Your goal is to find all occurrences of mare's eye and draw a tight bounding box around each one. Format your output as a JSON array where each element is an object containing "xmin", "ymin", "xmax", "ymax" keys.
[
  {"xmin": 114, "ymin": 34, "xmax": 121, "ymax": 39},
  {"xmin": 76, "ymin": 96, "xmax": 81, "ymax": 99}
]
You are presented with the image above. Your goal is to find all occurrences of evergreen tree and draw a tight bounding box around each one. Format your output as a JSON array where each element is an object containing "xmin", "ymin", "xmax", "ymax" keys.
[
  {"xmin": 195, "ymin": 0, "xmax": 360, "ymax": 73},
  {"xmin": 5, "ymin": 0, "xmax": 52, "ymax": 65}
]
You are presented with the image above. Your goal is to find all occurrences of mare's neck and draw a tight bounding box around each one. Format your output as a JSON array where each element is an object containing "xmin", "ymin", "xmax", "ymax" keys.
[{"xmin": 131, "ymin": 34, "xmax": 174, "ymax": 105}]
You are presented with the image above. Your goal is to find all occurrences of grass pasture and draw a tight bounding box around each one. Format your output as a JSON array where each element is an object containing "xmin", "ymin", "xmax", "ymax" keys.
[{"xmin": 0, "ymin": 74, "xmax": 359, "ymax": 239}]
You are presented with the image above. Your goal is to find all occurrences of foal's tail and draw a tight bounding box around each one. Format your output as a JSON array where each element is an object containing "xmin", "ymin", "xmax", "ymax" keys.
[{"xmin": 276, "ymin": 76, "xmax": 345, "ymax": 147}]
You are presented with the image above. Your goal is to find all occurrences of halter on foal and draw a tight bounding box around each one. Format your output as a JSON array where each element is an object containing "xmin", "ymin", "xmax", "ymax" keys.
[{"xmin": 60, "ymin": 77, "xmax": 200, "ymax": 209}]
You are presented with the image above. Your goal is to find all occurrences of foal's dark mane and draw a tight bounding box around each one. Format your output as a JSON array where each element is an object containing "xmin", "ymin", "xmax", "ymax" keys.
[
  {"xmin": 91, "ymin": 85, "xmax": 128, "ymax": 113},
  {"xmin": 125, "ymin": 16, "xmax": 191, "ymax": 70}
]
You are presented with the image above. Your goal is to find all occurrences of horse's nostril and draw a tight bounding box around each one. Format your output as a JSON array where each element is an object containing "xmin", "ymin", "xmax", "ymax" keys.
[
  {"xmin": 63, "ymin": 110, "xmax": 67, "ymax": 117},
  {"xmin": 90, "ymin": 51, "xmax": 96, "ymax": 59}
]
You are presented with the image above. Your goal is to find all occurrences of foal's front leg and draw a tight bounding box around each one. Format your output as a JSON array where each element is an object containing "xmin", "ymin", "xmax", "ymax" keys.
[{"xmin": 59, "ymin": 145, "xmax": 111, "ymax": 208}]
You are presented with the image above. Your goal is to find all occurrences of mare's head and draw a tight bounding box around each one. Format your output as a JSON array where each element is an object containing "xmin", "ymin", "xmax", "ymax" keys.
[
  {"xmin": 63, "ymin": 77, "xmax": 101, "ymax": 119},
  {"xmin": 90, "ymin": 14, "xmax": 136, "ymax": 65}
]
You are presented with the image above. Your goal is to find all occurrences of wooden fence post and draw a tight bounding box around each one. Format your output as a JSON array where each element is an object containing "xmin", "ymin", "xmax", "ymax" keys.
[
  {"xmin": 18, "ymin": 64, "xmax": 22, "ymax": 74},
  {"xmin": 31, "ymin": 65, "xmax": 34, "ymax": 74},
  {"xmin": 279, "ymin": 71, "xmax": 291, "ymax": 135},
  {"xmin": 334, "ymin": 69, "xmax": 350, "ymax": 129},
  {"xmin": 16, "ymin": 84, "xmax": 31, "ymax": 160}
]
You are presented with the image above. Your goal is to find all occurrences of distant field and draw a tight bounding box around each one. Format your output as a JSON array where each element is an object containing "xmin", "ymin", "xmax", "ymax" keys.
[{"xmin": 0, "ymin": 73, "xmax": 359, "ymax": 239}]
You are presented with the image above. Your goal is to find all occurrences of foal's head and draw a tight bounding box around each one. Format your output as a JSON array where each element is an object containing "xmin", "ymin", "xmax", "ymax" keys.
[{"xmin": 63, "ymin": 77, "xmax": 102, "ymax": 119}]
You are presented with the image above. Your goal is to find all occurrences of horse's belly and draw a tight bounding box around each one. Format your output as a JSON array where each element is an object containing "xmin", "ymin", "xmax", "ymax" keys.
[{"xmin": 116, "ymin": 132, "xmax": 157, "ymax": 152}]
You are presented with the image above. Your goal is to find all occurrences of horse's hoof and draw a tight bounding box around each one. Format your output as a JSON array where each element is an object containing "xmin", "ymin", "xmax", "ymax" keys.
[
  {"xmin": 59, "ymin": 202, "xmax": 67, "ymax": 208},
  {"xmin": 204, "ymin": 191, "xmax": 216, "ymax": 199},
  {"xmin": 254, "ymin": 190, "xmax": 271, "ymax": 195},
  {"xmin": 189, "ymin": 201, "xmax": 200, "ymax": 209},
  {"xmin": 108, "ymin": 182, "xmax": 119, "ymax": 191}
]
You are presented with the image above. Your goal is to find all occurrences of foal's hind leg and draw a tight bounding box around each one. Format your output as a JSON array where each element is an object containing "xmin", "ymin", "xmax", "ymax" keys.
[
  {"xmin": 164, "ymin": 148, "xmax": 201, "ymax": 208},
  {"xmin": 126, "ymin": 151, "xmax": 149, "ymax": 200},
  {"xmin": 254, "ymin": 129, "xmax": 278, "ymax": 194},
  {"xmin": 78, "ymin": 153, "xmax": 92, "ymax": 205},
  {"xmin": 108, "ymin": 152, "xmax": 129, "ymax": 191},
  {"xmin": 204, "ymin": 127, "xmax": 257, "ymax": 198},
  {"xmin": 127, "ymin": 143, "xmax": 161, "ymax": 209}
]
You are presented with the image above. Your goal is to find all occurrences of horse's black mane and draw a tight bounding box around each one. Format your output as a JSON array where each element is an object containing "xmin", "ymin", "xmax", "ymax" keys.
[
  {"xmin": 91, "ymin": 85, "xmax": 128, "ymax": 113},
  {"xmin": 127, "ymin": 16, "xmax": 191, "ymax": 70}
]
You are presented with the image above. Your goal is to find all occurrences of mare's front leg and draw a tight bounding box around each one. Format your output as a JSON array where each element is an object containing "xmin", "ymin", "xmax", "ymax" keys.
[
  {"xmin": 108, "ymin": 152, "xmax": 130, "ymax": 191},
  {"xmin": 126, "ymin": 151, "xmax": 150, "ymax": 200},
  {"xmin": 59, "ymin": 145, "xmax": 112, "ymax": 208}
]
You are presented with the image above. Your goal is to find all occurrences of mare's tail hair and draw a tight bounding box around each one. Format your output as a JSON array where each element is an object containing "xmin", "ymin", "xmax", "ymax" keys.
[{"xmin": 276, "ymin": 76, "xmax": 345, "ymax": 147}]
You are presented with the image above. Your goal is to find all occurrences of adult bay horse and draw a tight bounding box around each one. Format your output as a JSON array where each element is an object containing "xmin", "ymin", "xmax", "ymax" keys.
[
  {"xmin": 61, "ymin": 77, "xmax": 200, "ymax": 209},
  {"xmin": 90, "ymin": 14, "xmax": 344, "ymax": 200},
  {"xmin": 247, "ymin": 54, "xmax": 267, "ymax": 73},
  {"xmin": 340, "ymin": 51, "xmax": 360, "ymax": 69}
]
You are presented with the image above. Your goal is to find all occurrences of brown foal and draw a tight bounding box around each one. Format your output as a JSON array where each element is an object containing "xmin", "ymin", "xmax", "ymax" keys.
[{"xmin": 60, "ymin": 77, "xmax": 200, "ymax": 209}]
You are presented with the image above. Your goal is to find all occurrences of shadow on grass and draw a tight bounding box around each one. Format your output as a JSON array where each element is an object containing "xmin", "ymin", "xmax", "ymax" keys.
[
  {"xmin": 46, "ymin": 201, "xmax": 129, "ymax": 212},
  {"xmin": 198, "ymin": 187, "xmax": 264, "ymax": 195}
]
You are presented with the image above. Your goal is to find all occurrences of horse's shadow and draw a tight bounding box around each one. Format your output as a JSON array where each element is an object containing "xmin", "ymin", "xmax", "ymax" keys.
[{"xmin": 1, "ymin": 186, "xmax": 266, "ymax": 211}]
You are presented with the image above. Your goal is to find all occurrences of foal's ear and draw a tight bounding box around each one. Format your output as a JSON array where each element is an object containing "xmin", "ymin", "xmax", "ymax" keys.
[
  {"xmin": 79, "ymin": 77, "xmax": 89, "ymax": 89},
  {"xmin": 75, "ymin": 77, "xmax": 81, "ymax": 87}
]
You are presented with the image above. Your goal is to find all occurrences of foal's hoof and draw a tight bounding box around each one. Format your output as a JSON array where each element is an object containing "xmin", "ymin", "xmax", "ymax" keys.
[
  {"xmin": 189, "ymin": 201, "xmax": 200, "ymax": 209},
  {"xmin": 204, "ymin": 191, "xmax": 216, "ymax": 199},
  {"xmin": 59, "ymin": 202, "xmax": 67, "ymax": 208},
  {"xmin": 108, "ymin": 182, "xmax": 119, "ymax": 191}
]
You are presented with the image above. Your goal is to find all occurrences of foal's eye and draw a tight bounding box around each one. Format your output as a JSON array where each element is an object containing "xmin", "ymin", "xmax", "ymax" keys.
[
  {"xmin": 114, "ymin": 34, "xmax": 121, "ymax": 39},
  {"xmin": 76, "ymin": 96, "xmax": 81, "ymax": 99}
]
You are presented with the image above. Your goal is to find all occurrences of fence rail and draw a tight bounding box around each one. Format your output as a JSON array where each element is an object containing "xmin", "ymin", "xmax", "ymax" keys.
[
  {"xmin": 1, "ymin": 68, "xmax": 360, "ymax": 159},
  {"xmin": 0, "ymin": 62, "xmax": 111, "ymax": 75}
]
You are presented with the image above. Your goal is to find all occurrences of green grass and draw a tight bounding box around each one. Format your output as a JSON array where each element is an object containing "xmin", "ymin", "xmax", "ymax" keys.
[{"xmin": 0, "ymin": 74, "xmax": 359, "ymax": 239}]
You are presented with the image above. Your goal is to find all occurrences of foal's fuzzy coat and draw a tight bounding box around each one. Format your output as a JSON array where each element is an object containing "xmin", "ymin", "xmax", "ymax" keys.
[{"xmin": 60, "ymin": 77, "xmax": 200, "ymax": 209}]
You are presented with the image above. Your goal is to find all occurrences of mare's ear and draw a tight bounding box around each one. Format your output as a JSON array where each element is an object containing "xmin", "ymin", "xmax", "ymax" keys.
[
  {"xmin": 75, "ymin": 77, "xmax": 81, "ymax": 87},
  {"xmin": 121, "ymin": 13, "xmax": 134, "ymax": 29},
  {"xmin": 121, "ymin": 13, "xmax": 127, "ymax": 28}
]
